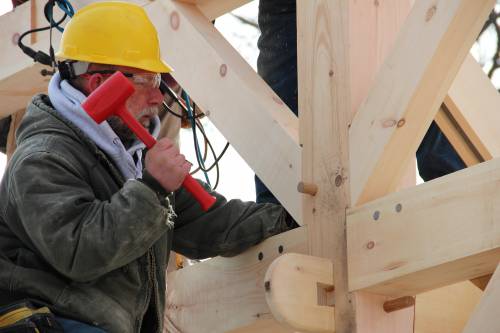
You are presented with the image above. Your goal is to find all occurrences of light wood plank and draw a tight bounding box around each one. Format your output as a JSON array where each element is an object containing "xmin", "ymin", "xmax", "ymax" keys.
[
  {"xmin": 349, "ymin": 0, "xmax": 495, "ymax": 206},
  {"xmin": 434, "ymin": 105, "xmax": 481, "ymax": 166},
  {"xmin": 350, "ymin": 0, "xmax": 413, "ymax": 118},
  {"xmin": 226, "ymin": 318, "xmax": 293, "ymax": 333},
  {"xmin": 164, "ymin": 227, "xmax": 307, "ymax": 333},
  {"xmin": 264, "ymin": 253, "xmax": 335, "ymax": 333},
  {"xmin": 6, "ymin": 109, "xmax": 26, "ymax": 162},
  {"xmin": 351, "ymin": 0, "xmax": 416, "ymax": 331},
  {"xmin": 175, "ymin": 0, "xmax": 251, "ymax": 20},
  {"xmin": 297, "ymin": 1, "xmax": 354, "ymax": 331},
  {"xmin": 147, "ymin": 0, "xmax": 302, "ymax": 222},
  {"xmin": 347, "ymin": 157, "xmax": 500, "ymax": 297},
  {"xmin": 444, "ymin": 54, "xmax": 500, "ymax": 161},
  {"xmin": 462, "ymin": 263, "xmax": 500, "ymax": 333},
  {"xmin": 415, "ymin": 281, "xmax": 481, "ymax": 333}
]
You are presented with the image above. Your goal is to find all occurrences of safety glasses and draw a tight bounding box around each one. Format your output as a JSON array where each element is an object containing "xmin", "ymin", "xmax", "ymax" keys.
[{"xmin": 83, "ymin": 70, "xmax": 162, "ymax": 89}]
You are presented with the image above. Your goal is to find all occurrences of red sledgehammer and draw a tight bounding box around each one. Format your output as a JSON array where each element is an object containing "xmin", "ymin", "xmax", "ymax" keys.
[{"xmin": 82, "ymin": 71, "xmax": 216, "ymax": 211}]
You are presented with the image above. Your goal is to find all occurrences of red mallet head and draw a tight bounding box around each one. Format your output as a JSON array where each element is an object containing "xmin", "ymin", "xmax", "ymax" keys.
[
  {"xmin": 82, "ymin": 71, "xmax": 134, "ymax": 123},
  {"xmin": 82, "ymin": 71, "xmax": 156, "ymax": 148}
]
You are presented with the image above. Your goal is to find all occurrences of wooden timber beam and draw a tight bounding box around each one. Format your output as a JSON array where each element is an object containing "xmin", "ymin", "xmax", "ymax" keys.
[
  {"xmin": 347, "ymin": 156, "xmax": 500, "ymax": 297},
  {"xmin": 174, "ymin": 0, "xmax": 252, "ymax": 20},
  {"xmin": 299, "ymin": 1, "xmax": 415, "ymax": 332},
  {"xmin": 297, "ymin": 1, "xmax": 354, "ymax": 331},
  {"xmin": 349, "ymin": 0, "xmax": 495, "ymax": 206},
  {"xmin": 435, "ymin": 54, "xmax": 500, "ymax": 290},
  {"xmin": 414, "ymin": 281, "xmax": 482, "ymax": 332},
  {"xmin": 462, "ymin": 263, "xmax": 500, "ymax": 333},
  {"xmin": 164, "ymin": 227, "xmax": 307, "ymax": 333},
  {"xmin": 146, "ymin": 0, "xmax": 302, "ymax": 222},
  {"xmin": 434, "ymin": 104, "xmax": 482, "ymax": 167},
  {"xmin": 440, "ymin": 54, "xmax": 500, "ymax": 163}
]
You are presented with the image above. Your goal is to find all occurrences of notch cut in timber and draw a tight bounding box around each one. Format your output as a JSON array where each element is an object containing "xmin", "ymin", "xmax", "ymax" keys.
[{"xmin": 264, "ymin": 253, "xmax": 335, "ymax": 333}]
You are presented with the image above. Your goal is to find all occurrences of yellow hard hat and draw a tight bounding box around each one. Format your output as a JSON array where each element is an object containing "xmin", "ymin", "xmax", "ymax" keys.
[{"xmin": 56, "ymin": 1, "xmax": 172, "ymax": 73}]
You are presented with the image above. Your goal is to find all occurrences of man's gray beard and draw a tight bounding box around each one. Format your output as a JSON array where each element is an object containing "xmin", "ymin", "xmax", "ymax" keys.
[
  {"xmin": 107, "ymin": 116, "xmax": 135, "ymax": 147},
  {"xmin": 107, "ymin": 107, "xmax": 159, "ymax": 148}
]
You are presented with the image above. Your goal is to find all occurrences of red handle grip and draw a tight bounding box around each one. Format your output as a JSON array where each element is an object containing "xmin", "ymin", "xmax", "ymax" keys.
[{"xmin": 182, "ymin": 176, "xmax": 217, "ymax": 211}]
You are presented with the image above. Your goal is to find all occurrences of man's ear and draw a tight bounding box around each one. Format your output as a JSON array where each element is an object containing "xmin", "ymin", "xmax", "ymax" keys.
[{"xmin": 86, "ymin": 73, "xmax": 104, "ymax": 93}]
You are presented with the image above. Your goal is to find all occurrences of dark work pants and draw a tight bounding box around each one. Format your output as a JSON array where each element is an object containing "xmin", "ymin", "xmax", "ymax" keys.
[{"xmin": 255, "ymin": 0, "xmax": 465, "ymax": 204}]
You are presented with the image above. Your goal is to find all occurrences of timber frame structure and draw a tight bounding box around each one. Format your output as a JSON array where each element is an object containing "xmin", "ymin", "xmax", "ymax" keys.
[{"xmin": 2, "ymin": 0, "xmax": 500, "ymax": 332}]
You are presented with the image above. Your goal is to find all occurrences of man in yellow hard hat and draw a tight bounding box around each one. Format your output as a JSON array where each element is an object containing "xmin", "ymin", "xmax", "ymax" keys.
[{"xmin": 0, "ymin": 2, "xmax": 296, "ymax": 332}]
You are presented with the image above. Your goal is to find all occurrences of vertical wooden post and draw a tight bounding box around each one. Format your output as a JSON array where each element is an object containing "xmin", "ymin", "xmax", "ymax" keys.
[
  {"xmin": 298, "ymin": 1, "xmax": 415, "ymax": 332},
  {"xmin": 298, "ymin": 1, "xmax": 354, "ymax": 331},
  {"xmin": 30, "ymin": 0, "xmax": 37, "ymax": 45}
]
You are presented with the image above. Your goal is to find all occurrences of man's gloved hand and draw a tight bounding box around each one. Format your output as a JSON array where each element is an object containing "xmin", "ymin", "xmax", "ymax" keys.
[{"xmin": 145, "ymin": 137, "xmax": 191, "ymax": 192}]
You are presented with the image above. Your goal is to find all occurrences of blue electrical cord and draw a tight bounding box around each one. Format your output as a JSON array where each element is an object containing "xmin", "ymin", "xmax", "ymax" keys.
[
  {"xmin": 45, "ymin": 0, "xmax": 74, "ymax": 33},
  {"xmin": 182, "ymin": 91, "xmax": 212, "ymax": 188}
]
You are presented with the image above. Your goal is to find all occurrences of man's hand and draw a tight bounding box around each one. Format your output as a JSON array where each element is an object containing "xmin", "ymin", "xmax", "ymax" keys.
[{"xmin": 145, "ymin": 138, "xmax": 191, "ymax": 192}]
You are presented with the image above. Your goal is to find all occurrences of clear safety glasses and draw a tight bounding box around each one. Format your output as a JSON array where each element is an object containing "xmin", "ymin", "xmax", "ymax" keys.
[{"xmin": 83, "ymin": 70, "xmax": 162, "ymax": 89}]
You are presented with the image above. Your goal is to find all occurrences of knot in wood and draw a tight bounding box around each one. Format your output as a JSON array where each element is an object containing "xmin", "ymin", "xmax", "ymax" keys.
[
  {"xmin": 12, "ymin": 33, "xmax": 20, "ymax": 45},
  {"xmin": 382, "ymin": 119, "xmax": 397, "ymax": 128},
  {"xmin": 426, "ymin": 5, "xmax": 437, "ymax": 22},
  {"xmin": 219, "ymin": 64, "xmax": 228, "ymax": 77},
  {"xmin": 170, "ymin": 11, "xmax": 180, "ymax": 30}
]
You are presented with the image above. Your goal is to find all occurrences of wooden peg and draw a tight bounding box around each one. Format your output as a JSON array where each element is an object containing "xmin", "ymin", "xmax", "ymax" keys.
[
  {"xmin": 297, "ymin": 182, "xmax": 318, "ymax": 196},
  {"xmin": 383, "ymin": 296, "xmax": 415, "ymax": 313}
]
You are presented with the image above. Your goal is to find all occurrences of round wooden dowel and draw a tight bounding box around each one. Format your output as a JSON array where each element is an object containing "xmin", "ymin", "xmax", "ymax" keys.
[
  {"xmin": 383, "ymin": 296, "xmax": 415, "ymax": 313},
  {"xmin": 297, "ymin": 182, "xmax": 318, "ymax": 196}
]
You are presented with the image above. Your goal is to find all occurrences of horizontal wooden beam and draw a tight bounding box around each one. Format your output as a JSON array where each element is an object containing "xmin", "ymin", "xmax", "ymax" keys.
[
  {"xmin": 264, "ymin": 253, "xmax": 334, "ymax": 333},
  {"xmin": 174, "ymin": 0, "xmax": 252, "ymax": 20},
  {"xmin": 349, "ymin": 0, "xmax": 494, "ymax": 206},
  {"xmin": 347, "ymin": 157, "xmax": 500, "ymax": 297},
  {"xmin": 462, "ymin": 263, "xmax": 500, "ymax": 333},
  {"xmin": 147, "ymin": 0, "xmax": 302, "ymax": 222},
  {"xmin": 164, "ymin": 227, "xmax": 307, "ymax": 333}
]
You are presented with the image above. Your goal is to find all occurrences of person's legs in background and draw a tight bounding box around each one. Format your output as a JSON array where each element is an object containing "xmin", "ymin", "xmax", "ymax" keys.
[
  {"xmin": 417, "ymin": 121, "xmax": 466, "ymax": 181},
  {"xmin": 255, "ymin": 0, "xmax": 298, "ymax": 204}
]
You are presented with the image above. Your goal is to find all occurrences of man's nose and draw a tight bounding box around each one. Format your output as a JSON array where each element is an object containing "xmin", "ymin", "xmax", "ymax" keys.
[{"xmin": 148, "ymin": 88, "xmax": 165, "ymax": 106}]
